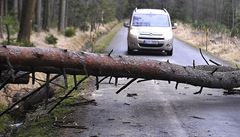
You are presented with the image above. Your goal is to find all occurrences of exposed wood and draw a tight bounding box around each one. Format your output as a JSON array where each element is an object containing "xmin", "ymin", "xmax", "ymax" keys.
[{"xmin": 0, "ymin": 46, "xmax": 240, "ymax": 90}]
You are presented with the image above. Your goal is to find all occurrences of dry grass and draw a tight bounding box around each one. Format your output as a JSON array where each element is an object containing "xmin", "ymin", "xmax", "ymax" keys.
[{"xmin": 174, "ymin": 22, "xmax": 240, "ymax": 64}]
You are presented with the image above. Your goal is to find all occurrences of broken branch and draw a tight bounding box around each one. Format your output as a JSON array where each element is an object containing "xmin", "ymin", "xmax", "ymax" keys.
[{"xmin": 48, "ymin": 76, "xmax": 88, "ymax": 113}]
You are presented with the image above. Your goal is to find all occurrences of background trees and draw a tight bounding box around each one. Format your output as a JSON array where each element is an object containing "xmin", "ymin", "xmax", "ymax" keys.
[
  {"xmin": 0, "ymin": 0, "xmax": 240, "ymax": 45},
  {"xmin": 17, "ymin": 0, "xmax": 36, "ymax": 43}
]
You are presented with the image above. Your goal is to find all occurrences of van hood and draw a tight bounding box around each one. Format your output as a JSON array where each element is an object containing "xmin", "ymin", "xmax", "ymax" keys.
[{"xmin": 131, "ymin": 27, "xmax": 172, "ymax": 36}]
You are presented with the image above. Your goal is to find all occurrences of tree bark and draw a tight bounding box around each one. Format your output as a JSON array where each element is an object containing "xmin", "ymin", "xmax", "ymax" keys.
[
  {"xmin": 0, "ymin": 0, "xmax": 3, "ymax": 38},
  {"xmin": 0, "ymin": 46, "xmax": 239, "ymax": 90},
  {"xmin": 3, "ymin": 0, "xmax": 7, "ymax": 15},
  {"xmin": 36, "ymin": 0, "xmax": 42, "ymax": 32},
  {"xmin": 42, "ymin": 0, "xmax": 50, "ymax": 30},
  {"xmin": 58, "ymin": 0, "xmax": 66, "ymax": 32},
  {"xmin": 13, "ymin": 0, "xmax": 18, "ymax": 18},
  {"xmin": 17, "ymin": 0, "xmax": 37, "ymax": 43},
  {"xmin": 18, "ymin": 0, "xmax": 23, "ymax": 21}
]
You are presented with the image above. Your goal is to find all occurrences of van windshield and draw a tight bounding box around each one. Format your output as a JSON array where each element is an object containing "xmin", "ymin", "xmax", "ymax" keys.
[{"xmin": 132, "ymin": 14, "xmax": 170, "ymax": 27}]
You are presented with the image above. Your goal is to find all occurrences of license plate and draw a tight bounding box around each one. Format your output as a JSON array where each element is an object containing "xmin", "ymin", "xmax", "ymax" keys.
[{"xmin": 143, "ymin": 40, "xmax": 158, "ymax": 44}]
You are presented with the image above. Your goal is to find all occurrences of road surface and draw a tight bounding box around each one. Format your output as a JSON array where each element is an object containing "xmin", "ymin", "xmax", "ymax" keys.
[{"xmin": 60, "ymin": 27, "xmax": 240, "ymax": 137}]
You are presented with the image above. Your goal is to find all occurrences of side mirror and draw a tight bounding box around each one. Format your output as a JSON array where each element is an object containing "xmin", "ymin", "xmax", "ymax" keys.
[
  {"xmin": 172, "ymin": 23, "xmax": 177, "ymax": 29},
  {"xmin": 123, "ymin": 22, "xmax": 130, "ymax": 28}
]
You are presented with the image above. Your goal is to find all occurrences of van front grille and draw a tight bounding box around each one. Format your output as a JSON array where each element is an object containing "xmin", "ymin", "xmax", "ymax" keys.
[
  {"xmin": 139, "ymin": 37, "xmax": 164, "ymax": 40},
  {"xmin": 139, "ymin": 43, "xmax": 164, "ymax": 47}
]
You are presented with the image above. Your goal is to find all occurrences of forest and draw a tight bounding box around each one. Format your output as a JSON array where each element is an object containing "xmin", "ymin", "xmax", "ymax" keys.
[
  {"xmin": 0, "ymin": 0, "xmax": 240, "ymax": 46},
  {"xmin": 0, "ymin": 0, "xmax": 240, "ymax": 136}
]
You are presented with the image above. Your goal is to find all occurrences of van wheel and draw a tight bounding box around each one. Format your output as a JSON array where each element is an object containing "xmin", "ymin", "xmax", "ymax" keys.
[
  {"xmin": 128, "ymin": 47, "xmax": 133, "ymax": 54},
  {"xmin": 166, "ymin": 49, "xmax": 173, "ymax": 56}
]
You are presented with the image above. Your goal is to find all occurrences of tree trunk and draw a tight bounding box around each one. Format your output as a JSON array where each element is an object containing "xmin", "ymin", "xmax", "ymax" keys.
[
  {"xmin": 0, "ymin": 0, "xmax": 3, "ymax": 38},
  {"xmin": 58, "ymin": 0, "xmax": 66, "ymax": 32},
  {"xmin": 191, "ymin": 0, "xmax": 196, "ymax": 23},
  {"xmin": 36, "ymin": 0, "xmax": 42, "ymax": 32},
  {"xmin": 42, "ymin": 0, "xmax": 50, "ymax": 30},
  {"xmin": 18, "ymin": 0, "xmax": 23, "ymax": 21},
  {"xmin": 232, "ymin": 0, "xmax": 236, "ymax": 29},
  {"xmin": 13, "ymin": 0, "xmax": 18, "ymax": 18},
  {"xmin": 17, "ymin": 0, "xmax": 37, "ymax": 43},
  {"xmin": 3, "ymin": 0, "xmax": 7, "ymax": 15},
  {"xmin": 0, "ymin": 46, "xmax": 240, "ymax": 90}
]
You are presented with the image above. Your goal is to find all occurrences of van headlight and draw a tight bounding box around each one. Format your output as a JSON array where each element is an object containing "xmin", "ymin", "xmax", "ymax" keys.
[
  {"xmin": 129, "ymin": 29, "xmax": 139, "ymax": 38},
  {"xmin": 164, "ymin": 33, "xmax": 173, "ymax": 40}
]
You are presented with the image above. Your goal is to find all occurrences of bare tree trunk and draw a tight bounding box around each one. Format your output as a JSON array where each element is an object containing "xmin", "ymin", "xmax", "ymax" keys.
[
  {"xmin": 18, "ymin": 0, "xmax": 23, "ymax": 20},
  {"xmin": 13, "ymin": 0, "xmax": 18, "ymax": 18},
  {"xmin": 232, "ymin": 0, "xmax": 236, "ymax": 28},
  {"xmin": 191, "ymin": 0, "xmax": 196, "ymax": 23},
  {"xmin": 0, "ymin": 46, "xmax": 240, "ymax": 90},
  {"xmin": 50, "ymin": 0, "xmax": 55, "ymax": 24},
  {"xmin": 213, "ymin": 0, "xmax": 217, "ymax": 21},
  {"xmin": 17, "ymin": 0, "xmax": 37, "ymax": 43},
  {"xmin": 3, "ymin": 0, "xmax": 7, "ymax": 15},
  {"xmin": 36, "ymin": 0, "xmax": 42, "ymax": 32},
  {"xmin": 0, "ymin": 0, "xmax": 3, "ymax": 38},
  {"xmin": 58, "ymin": 0, "xmax": 66, "ymax": 32},
  {"xmin": 42, "ymin": 0, "xmax": 50, "ymax": 30}
]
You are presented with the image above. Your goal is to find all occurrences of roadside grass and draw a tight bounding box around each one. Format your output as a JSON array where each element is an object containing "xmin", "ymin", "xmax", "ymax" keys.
[
  {"xmin": 173, "ymin": 21, "xmax": 240, "ymax": 66},
  {"xmin": 13, "ymin": 75, "xmax": 88, "ymax": 137},
  {"xmin": 93, "ymin": 22, "xmax": 123, "ymax": 53},
  {"xmin": 0, "ymin": 104, "xmax": 12, "ymax": 135}
]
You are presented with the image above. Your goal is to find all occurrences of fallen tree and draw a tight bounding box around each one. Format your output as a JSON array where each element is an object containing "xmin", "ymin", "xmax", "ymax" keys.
[
  {"xmin": 0, "ymin": 45, "xmax": 240, "ymax": 116},
  {"xmin": 0, "ymin": 45, "xmax": 239, "ymax": 90}
]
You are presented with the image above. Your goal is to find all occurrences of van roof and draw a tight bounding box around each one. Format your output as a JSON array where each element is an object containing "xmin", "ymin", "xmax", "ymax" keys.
[{"xmin": 133, "ymin": 9, "xmax": 169, "ymax": 15}]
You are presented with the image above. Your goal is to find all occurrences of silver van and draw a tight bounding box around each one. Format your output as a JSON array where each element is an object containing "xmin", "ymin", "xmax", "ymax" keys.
[{"xmin": 124, "ymin": 8, "xmax": 175, "ymax": 55}]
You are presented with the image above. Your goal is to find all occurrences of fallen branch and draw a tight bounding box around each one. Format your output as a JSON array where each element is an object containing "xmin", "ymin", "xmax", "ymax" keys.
[
  {"xmin": 48, "ymin": 76, "xmax": 88, "ymax": 113},
  {"xmin": 0, "ymin": 71, "xmax": 30, "ymax": 84},
  {"xmin": 0, "ymin": 74, "xmax": 61, "ymax": 117}
]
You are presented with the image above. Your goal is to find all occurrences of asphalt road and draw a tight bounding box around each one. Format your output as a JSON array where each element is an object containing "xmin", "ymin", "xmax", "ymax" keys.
[{"xmin": 61, "ymin": 27, "xmax": 240, "ymax": 137}]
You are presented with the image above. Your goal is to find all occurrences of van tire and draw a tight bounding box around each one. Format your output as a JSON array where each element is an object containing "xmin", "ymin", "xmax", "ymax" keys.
[
  {"xmin": 128, "ymin": 47, "xmax": 133, "ymax": 54},
  {"xmin": 166, "ymin": 49, "xmax": 173, "ymax": 56}
]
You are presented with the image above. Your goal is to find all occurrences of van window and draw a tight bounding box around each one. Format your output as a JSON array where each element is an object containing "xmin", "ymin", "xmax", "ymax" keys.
[{"xmin": 132, "ymin": 14, "xmax": 170, "ymax": 27}]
